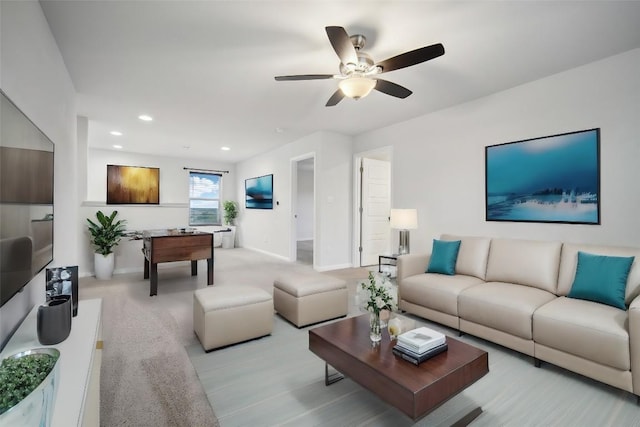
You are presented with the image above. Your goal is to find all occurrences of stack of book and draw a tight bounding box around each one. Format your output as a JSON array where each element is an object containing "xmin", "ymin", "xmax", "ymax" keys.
[{"xmin": 392, "ymin": 326, "xmax": 448, "ymax": 365}]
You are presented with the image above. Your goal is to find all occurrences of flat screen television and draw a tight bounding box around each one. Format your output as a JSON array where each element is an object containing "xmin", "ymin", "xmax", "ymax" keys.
[
  {"xmin": 245, "ymin": 174, "xmax": 273, "ymax": 209},
  {"xmin": 0, "ymin": 90, "xmax": 54, "ymax": 308}
]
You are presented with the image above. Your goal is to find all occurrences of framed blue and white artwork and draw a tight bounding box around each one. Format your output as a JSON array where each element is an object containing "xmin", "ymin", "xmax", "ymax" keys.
[
  {"xmin": 245, "ymin": 174, "xmax": 274, "ymax": 209},
  {"xmin": 485, "ymin": 128, "xmax": 600, "ymax": 224}
]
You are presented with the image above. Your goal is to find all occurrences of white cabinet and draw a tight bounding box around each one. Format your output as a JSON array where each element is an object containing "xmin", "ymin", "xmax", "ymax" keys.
[{"xmin": 0, "ymin": 298, "xmax": 102, "ymax": 426}]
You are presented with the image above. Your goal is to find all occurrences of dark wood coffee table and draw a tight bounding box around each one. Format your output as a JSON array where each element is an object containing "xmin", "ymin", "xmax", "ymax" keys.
[{"xmin": 309, "ymin": 315, "xmax": 489, "ymax": 423}]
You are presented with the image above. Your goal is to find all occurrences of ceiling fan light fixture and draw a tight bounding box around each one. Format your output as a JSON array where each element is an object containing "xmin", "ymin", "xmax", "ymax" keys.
[{"xmin": 338, "ymin": 76, "xmax": 376, "ymax": 100}]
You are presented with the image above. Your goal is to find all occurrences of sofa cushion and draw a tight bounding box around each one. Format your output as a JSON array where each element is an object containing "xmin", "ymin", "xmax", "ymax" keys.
[
  {"xmin": 567, "ymin": 251, "xmax": 634, "ymax": 309},
  {"xmin": 533, "ymin": 297, "xmax": 630, "ymax": 370},
  {"xmin": 441, "ymin": 234, "xmax": 491, "ymax": 280},
  {"xmin": 426, "ymin": 239, "xmax": 461, "ymax": 275},
  {"xmin": 558, "ymin": 243, "xmax": 640, "ymax": 305},
  {"xmin": 485, "ymin": 238, "xmax": 562, "ymax": 293},
  {"xmin": 400, "ymin": 273, "xmax": 484, "ymax": 317},
  {"xmin": 458, "ymin": 282, "xmax": 556, "ymax": 340}
]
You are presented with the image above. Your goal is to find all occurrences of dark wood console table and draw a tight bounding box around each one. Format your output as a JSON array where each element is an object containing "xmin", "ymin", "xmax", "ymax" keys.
[{"xmin": 142, "ymin": 229, "xmax": 213, "ymax": 296}]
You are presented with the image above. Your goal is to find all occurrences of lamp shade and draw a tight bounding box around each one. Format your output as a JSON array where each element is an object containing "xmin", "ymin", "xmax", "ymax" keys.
[
  {"xmin": 338, "ymin": 77, "xmax": 376, "ymax": 99},
  {"xmin": 390, "ymin": 209, "xmax": 418, "ymax": 230}
]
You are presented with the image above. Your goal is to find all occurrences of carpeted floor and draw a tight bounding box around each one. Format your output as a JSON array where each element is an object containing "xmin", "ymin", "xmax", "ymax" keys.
[
  {"xmin": 78, "ymin": 247, "xmax": 351, "ymax": 426},
  {"xmin": 81, "ymin": 248, "xmax": 640, "ymax": 426},
  {"xmin": 80, "ymin": 275, "xmax": 219, "ymax": 427}
]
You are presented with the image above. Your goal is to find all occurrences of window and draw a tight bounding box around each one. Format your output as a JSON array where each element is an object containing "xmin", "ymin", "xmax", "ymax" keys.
[{"xmin": 189, "ymin": 172, "xmax": 221, "ymax": 226}]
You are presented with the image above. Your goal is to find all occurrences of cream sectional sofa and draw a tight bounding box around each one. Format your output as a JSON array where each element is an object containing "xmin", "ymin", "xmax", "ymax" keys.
[{"xmin": 397, "ymin": 234, "xmax": 640, "ymax": 398}]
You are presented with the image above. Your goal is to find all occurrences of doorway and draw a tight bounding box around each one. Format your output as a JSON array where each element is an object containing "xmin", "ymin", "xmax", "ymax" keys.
[
  {"xmin": 353, "ymin": 148, "xmax": 392, "ymax": 267},
  {"xmin": 290, "ymin": 155, "xmax": 315, "ymax": 266}
]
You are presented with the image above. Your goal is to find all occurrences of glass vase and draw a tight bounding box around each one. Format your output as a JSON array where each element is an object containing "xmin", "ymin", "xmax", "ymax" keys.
[{"xmin": 369, "ymin": 311, "xmax": 382, "ymax": 343}]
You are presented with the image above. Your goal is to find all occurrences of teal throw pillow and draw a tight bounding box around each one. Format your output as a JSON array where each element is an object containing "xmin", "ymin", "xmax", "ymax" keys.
[
  {"xmin": 567, "ymin": 251, "xmax": 635, "ymax": 310},
  {"xmin": 426, "ymin": 239, "xmax": 461, "ymax": 275}
]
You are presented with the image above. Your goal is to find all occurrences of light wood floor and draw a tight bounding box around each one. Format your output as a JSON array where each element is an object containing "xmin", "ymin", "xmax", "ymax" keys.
[{"xmin": 185, "ymin": 249, "xmax": 640, "ymax": 426}]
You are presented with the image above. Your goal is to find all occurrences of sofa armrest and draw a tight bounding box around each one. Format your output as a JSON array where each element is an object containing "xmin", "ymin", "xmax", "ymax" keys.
[
  {"xmin": 630, "ymin": 295, "xmax": 640, "ymax": 395},
  {"xmin": 397, "ymin": 253, "xmax": 429, "ymax": 284}
]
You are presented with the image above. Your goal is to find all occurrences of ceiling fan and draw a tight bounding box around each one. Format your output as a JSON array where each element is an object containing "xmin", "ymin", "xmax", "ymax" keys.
[{"xmin": 274, "ymin": 26, "xmax": 445, "ymax": 107}]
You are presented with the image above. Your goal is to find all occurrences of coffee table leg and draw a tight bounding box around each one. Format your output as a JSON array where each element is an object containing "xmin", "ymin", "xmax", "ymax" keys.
[
  {"xmin": 450, "ymin": 406, "xmax": 483, "ymax": 427},
  {"xmin": 325, "ymin": 363, "xmax": 344, "ymax": 386}
]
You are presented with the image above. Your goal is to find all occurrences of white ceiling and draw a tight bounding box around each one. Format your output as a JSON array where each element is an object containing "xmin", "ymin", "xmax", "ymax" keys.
[{"xmin": 40, "ymin": 1, "xmax": 640, "ymax": 163}]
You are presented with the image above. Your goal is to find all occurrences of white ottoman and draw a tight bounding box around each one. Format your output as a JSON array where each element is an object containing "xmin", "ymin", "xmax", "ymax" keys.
[
  {"xmin": 273, "ymin": 271, "xmax": 348, "ymax": 328},
  {"xmin": 194, "ymin": 286, "xmax": 273, "ymax": 351}
]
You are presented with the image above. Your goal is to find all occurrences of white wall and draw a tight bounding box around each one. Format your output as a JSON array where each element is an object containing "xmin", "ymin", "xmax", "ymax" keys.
[
  {"xmin": 80, "ymin": 148, "xmax": 236, "ymax": 275},
  {"xmin": 0, "ymin": 1, "xmax": 77, "ymax": 347},
  {"xmin": 236, "ymin": 131, "xmax": 353, "ymax": 270},
  {"xmin": 296, "ymin": 167, "xmax": 314, "ymax": 241},
  {"xmin": 354, "ymin": 49, "xmax": 640, "ymax": 255}
]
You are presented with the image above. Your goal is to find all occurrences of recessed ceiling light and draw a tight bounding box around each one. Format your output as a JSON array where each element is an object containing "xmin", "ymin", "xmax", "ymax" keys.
[
  {"xmin": 138, "ymin": 114, "xmax": 153, "ymax": 121},
  {"xmin": 113, "ymin": 144, "xmax": 123, "ymax": 149},
  {"xmin": 110, "ymin": 131, "xmax": 123, "ymax": 136},
  {"xmin": 221, "ymin": 146, "xmax": 230, "ymax": 151},
  {"xmin": 275, "ymin": 127, "xmax": 284, "ymax": 133}
]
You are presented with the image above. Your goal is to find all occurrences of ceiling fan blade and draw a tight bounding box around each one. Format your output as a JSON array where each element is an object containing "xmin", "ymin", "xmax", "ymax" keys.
[
  {"xmin": 275, "ymin": 74, "xmax": 334, "ymax": 81},
  {"xmin": 376, "ymin": 43, "xmax": 445, "ymax": 73},
  {"xmin": 325, "ymin": 26, "xmax": 358, "ymax": 66},
  {"xmin": 374, "ymin": 79, "xmax": 412, "ymax": 99},
  {"xmin": 325, "ymin": 90, "xmax": 345, "ymax": 107}
]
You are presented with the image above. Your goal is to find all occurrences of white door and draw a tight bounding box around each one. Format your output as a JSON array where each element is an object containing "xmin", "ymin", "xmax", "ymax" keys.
[{"xmin": 360, "ymin": 158, "xmax": 391, "ymax": 266}]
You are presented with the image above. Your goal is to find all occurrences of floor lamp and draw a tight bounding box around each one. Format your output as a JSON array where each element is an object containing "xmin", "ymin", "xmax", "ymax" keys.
[{"xmin": 390, "ymin": 209, "xmax": 418, "ymax": 255}]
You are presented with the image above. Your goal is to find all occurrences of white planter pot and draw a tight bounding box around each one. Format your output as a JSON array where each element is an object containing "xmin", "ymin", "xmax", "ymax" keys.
[
  {"xmin": 0, "ymin": 348, "xmax": 60, "ymax": 427},
  {"xmin": 221, "ymin": 226, "xmax": 236, "ymax": 249},
  {"xmin": 94, "ymin": 252, "xmax": 115, "ymax": 280}
]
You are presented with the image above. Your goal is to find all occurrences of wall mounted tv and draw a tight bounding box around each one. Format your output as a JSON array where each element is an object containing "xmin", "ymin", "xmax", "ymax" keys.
[
  {"xmin": 245, "ymin": 174, "xmax": 273, "ymax": 209},
  {"xmin": 0, "ymin": 90, "xmax": 54, "ymax": 308}
]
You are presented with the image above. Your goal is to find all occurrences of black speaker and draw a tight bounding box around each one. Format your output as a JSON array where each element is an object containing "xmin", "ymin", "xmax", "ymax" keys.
[{"xmin": 37, "ymin": 294, "xmax": 72, "ymax": 345}]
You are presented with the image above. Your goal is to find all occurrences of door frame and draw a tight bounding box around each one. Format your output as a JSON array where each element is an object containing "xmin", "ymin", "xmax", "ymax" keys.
[
  {"xmin": 289, "ymin": 152, "xmax": 316, "ymax": 267},
  {"xmin": 352, "ymin": 146, "xmax": 393, "ymax": 267}
]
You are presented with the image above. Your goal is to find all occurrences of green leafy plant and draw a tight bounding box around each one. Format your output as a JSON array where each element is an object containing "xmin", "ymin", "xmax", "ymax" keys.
[
  {"xmin": 223, "ymin": 201, "xmax": 238, "ymax": 226},
  {"xmin": 87, "ymin": 210, "xmax": 127, "ymax": 255},
  {"xmin": 0, "ymin": 353, "xmax": 57, "ymax": 414}
]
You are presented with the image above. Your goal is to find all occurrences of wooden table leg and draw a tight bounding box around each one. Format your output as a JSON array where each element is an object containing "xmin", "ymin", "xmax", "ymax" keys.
[
  {"xmin": 191, "ymin": 260, "xmax": 198, "ymax": 276},
  {"xmin": 150, "ymin": 262, "xmax": 158, "ymax": 296},
  {"xmin": 207, "ymin": 257, "xmax": 213, "ymax": 286}
]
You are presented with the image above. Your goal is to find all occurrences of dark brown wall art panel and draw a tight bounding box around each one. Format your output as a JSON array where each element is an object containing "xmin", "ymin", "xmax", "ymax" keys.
[
  {"xmin": 107, "ymin": 165, "xmax": 160, "ymax": 204},
  {"xmin": 0, "ymin": 147, "xmax": 54, "ymax": 204}
]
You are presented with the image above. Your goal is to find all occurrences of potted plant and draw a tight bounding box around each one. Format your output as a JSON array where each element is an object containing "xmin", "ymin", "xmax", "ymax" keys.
[
  {"xmin": 0, "ymin": 348, "xmax": 60, "ymax": 426},
  {"xmin": 87, "ymin": 210, "xmax": 127, "ymax": 280},
  {"xmin": 222, "ymin": 201, "xmax": 238, "ymax": 248},
  {"xmin": 223, "ymin": 200, "xmax": 238, "ymax": 226}
]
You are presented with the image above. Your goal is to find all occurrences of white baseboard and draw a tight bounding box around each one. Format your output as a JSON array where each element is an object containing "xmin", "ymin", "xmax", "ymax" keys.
[
  {"xmin": 241, "ymin": 246, "xmax": 290, "ymax": 262},
  {"xmin": 82, "ymin": 262, "xmax": 200, "ymax": 278},
  {"xmin": 315, "ymin": 263, "xmax": 353, "ymax": 272},
  {"xmin": 81, "ymin": 251, "xmax": 353, "ymax": 277}
]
